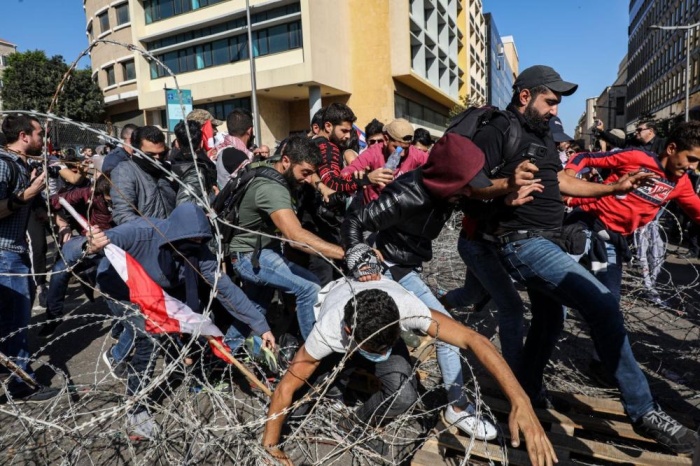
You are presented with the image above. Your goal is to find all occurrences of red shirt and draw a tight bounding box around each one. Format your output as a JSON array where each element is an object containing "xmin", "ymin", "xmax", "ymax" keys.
[
  {"xmin": 565, "ymin": 148, "xmax": 700, "ymax": 235},
  {"xmin": 341, "ymin": 143, "xmax": 428, "ymax": 204}
]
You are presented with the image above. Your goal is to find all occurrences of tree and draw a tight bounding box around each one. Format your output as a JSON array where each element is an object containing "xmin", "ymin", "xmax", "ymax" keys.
[
  {"xmin": 1, "ymin": 50, "xmax": 104, "ymax": 123},
  {"xmin": 448, "ymin": 92, "xmax": 486, "ymax": 120}
]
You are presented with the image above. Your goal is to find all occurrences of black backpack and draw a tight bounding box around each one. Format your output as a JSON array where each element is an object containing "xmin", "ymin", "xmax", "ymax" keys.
[
  {"xmin": 0, "ymin": 154, "xmax": 23, "ymax": 201},
  {"xmin": 211, "ymin": 162, "xmax": 288, "ymax": 253},
  {"xmin": 445, "ymin": 105, "xmax": 522, "ymax": 177}
]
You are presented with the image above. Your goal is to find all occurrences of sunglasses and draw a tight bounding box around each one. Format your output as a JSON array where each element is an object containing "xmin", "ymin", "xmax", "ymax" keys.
[
  {"xmin": 635, "ymin": 128, "xmax": 648, "ymax": 133},
  {"xmin": 367, "ymin": 138, "xmax": 384, "ymax": 146}
]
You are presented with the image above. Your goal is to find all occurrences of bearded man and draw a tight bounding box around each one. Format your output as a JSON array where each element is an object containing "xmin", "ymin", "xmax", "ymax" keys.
[{"xmin": 223, "ymin": 136, "xmax": 345, "ymax": 349}]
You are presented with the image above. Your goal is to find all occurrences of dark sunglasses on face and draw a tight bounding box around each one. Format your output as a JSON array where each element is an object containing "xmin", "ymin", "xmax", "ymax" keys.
[{"xmin": 367, "ymin": 138, "xmax": 384, "ymax": 146}]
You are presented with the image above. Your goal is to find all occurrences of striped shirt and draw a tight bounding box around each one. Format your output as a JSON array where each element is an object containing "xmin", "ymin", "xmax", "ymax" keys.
[{"xmin": 0, "ymin": 149, "xmax": 31, "ymax": 253}]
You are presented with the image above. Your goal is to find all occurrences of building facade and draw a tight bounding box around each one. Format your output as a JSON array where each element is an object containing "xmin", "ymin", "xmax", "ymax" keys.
[
  {"xmin": 501, "ymin": 35, "xmax": 518, "ymax": 81},
  {"xmin": 84, "ymin": 0, "xmax": 483, "ymax": 144},
  {"xmin": 484, "ymin": 13, "xmax": 512, "ymax": 109},
  {"xmin": 0, "ymin": 38, "xmax": 18, "ymax": 112},
  {"xmin": 627, "ymin": 0, "xmax": 700, "ymax": 125}
]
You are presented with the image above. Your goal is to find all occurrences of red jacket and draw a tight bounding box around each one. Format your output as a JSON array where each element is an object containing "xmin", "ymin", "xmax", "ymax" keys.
[
  {"xmin": 50, "ymin": 187, "xmax": 114, "ymax": 232},
  {"xmin": 565, "ymin": 148, "xmax": 700, "ymax": 235}
]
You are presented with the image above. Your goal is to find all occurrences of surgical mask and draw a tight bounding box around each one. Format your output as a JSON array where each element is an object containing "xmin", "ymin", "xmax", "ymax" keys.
[{"xmin": 358, "ymin": 347, "xmax": 392, "ymax": 363}]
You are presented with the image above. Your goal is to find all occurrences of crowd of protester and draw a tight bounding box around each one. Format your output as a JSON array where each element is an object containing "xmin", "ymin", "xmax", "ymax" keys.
[{"xmin": 0, "ymin": 63, "xmax": 699, "ymax": 464}]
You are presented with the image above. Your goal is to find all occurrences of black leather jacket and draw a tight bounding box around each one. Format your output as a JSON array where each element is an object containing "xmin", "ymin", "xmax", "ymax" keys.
[{"xmin": 341, "ymin": 170, "xmax": 455, "ymax": 268}]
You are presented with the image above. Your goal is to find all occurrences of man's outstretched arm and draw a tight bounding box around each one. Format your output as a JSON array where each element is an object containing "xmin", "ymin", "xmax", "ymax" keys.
[
  {"xmin": 262, "ymin": 345, "xmax": 321, "ymax": 465},
  {"xmin": 426, "ymin": 310, "xmax": 558, "ymax": 466}
]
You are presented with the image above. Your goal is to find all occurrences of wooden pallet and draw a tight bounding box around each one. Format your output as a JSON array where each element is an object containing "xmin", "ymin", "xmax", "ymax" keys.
[
  {"xmin": 411, "ymin": 389, "xmax": 693, "ymax": 466},
  {"xmin": 408, "ymin": 340, "xmax": 693, "ymax": 466}
]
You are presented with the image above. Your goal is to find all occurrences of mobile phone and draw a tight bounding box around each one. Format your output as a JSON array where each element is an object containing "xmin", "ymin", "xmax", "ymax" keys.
[{"xmin": 523, "ymin": 143, "xmax": 548, "ymax": 164}]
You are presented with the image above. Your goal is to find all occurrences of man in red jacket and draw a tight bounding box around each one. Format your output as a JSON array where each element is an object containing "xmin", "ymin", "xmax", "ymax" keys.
[{"xmin": 564, "ymin": 120, "xmax": 700, "ymax": 301}]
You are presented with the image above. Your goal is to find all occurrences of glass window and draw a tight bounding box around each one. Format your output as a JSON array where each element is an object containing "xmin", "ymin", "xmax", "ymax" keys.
[
  {"xmin": 87, "ymin": 22, "xmax": 93, "ymax": 41},
  {"xmin": 267, "ymin": 25, "xmax": 289, "ymax": 54},
  {"xmin": 98, "ymin": 12, "xmax": 110, "ymax": 33},
  {"xmin": 106, "ymin": 66, "xmax": 116, "ymax": 86},
  {"xmin": 212, "ymin": 39, "xmax": 229, "ymax": 65},
  {"xmin": 123, "ymin": 60, "xmax": 136, "ymax": 81},
  {"xmin": 116, "ymin": 3, "xmax": 130, "ymax": 25}
]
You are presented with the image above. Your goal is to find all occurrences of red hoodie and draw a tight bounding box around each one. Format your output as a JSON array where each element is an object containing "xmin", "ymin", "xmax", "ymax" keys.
[{"xmin": 565, "ymin": 148, "xmax": 700, "ymax": 235}]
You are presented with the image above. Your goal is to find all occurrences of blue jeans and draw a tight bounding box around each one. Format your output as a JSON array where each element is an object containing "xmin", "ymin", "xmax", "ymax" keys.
[
  {"xmin": 445, "ymin": 237, "xmax": 526, "ymax": 376},
  {"xmin": 225, "ymin": 249, "xmax": 320, "ymax": 348},
  {"xmin": 47, "ymin": 237, "xmax": 99, "ymax": 318},
  {"xmin": 0, "ymin": 250, "xmax": 35, "ymax": 391},
  {"xmin": 499, "ymin": 237, "xmax": 654, "ymax": 421},
  {"xmin": 384, "ymin": 268, "xmax": 467, "ymax": 408},
  {"xmin": 107, "ymin": 299, "xmax": 141, "ymax": 363}
]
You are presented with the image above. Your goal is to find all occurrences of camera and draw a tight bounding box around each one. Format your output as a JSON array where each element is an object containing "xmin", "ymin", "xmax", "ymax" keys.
[
  {"xmin": 523, "ymin": 143, "xmax": 548, "ymax": 164},
  {"xmin": 28, "ymin": 159, "xmax": 61, "ymax": 178}
]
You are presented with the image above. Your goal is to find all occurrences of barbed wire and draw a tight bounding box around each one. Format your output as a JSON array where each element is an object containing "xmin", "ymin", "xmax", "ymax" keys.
[{"xmin": 0, "ymin": 39, "xmax": 699, "ymax": 465}]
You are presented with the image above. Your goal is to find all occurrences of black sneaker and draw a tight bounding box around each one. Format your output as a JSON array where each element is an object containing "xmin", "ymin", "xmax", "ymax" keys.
[
  {"xmin": 38, "ymin": 319, "xmax": 61, "ymax": 338},
  {"xmin": 10, "ymin": 385, "xmax": 60, "ymax": 403},
  {"xmin": 633, "ymin": 407, "xmax": 697, "ymax": 455},
  {"xmin": 102, "ymin": 350, "xmax": 128, "ymax": 380}
]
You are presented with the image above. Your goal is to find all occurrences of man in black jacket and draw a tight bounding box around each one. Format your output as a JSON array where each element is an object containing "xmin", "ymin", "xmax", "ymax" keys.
[
  {"xmin": 595, "ymin": 119, "xmax": 666, "ymax": 156},
  {"xmin": 469, "ymin": 64, "xmax": 695, "ymax": 455},
  {"xmin": 341, "ymin": 133, "xmax": 534, "ymax": 440}
]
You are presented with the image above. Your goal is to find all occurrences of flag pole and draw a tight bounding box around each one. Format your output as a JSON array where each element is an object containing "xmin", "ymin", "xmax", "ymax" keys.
[
  {"xmin": 207, "ymin": 336, "xmax": 272, "ymax": 397},
  {"xmin": 0, "ymin": 350, "xmax": 39, "ymax": 389}
]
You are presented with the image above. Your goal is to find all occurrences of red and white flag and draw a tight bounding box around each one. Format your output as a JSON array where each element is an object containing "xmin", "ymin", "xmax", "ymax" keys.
[{"xmin": 103, "ymin": 244, "xmax": 231, "ymax": 360}]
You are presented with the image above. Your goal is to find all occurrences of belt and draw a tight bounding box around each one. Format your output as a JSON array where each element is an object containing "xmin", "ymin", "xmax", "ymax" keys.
[{"xmin": 480, "ymin": 229, "xmax": 561, "ymax": 246}]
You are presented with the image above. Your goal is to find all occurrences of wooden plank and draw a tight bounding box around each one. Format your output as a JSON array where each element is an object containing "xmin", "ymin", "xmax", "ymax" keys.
[
  {"xmin": 480, "ymin": 394, "xmax": 651, "ymax": 444},
  {"xmin": 436, "ymin": 418, "xmax": 692, "ymax": 466},
  {"xmin": 410, "ymin": 448, "xmax": 449, "ymax": 466}
]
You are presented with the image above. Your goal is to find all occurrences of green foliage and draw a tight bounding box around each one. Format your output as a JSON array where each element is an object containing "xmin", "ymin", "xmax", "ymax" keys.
[
  {"xmin": 1, "ymin": 50, "xmax": 104, "ymax": 123},
  {"xmin": 448, "ymin": 92, "xmax": 486, "ymax": 120}
]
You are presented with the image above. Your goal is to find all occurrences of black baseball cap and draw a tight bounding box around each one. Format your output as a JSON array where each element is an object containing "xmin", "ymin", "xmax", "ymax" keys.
[
  {"xmin": 513, "ymin": 65, "xmax": 578, "ymax": 96},
  {"xmin": 549, "ymin": 116, "xmax": 573, "ymax": 143}
]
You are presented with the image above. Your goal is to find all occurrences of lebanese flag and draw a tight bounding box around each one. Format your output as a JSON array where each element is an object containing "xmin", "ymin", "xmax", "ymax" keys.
[
  {"xmin": 103, "ymin": 243, "xmax": 231, "ymax": 361},
  {"xmin": 201, "ymin": 119, "xmax": 214, "ymax": 152}
]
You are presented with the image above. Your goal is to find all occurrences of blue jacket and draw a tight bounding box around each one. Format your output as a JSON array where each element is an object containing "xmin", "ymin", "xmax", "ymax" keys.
[
  {"xmin": 96, "ymin": 202, "xmax": 269, "ymax": 335},
  {"xmin": 102, "ymin": 146, "xmax": 130, "ymax": 176}
]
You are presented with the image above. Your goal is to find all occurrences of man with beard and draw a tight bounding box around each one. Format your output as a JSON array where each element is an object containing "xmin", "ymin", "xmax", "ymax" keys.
[
  {"xmin": 0, "ymin": 115, "xmax": 59, "ymax": 402},
  {"xmin": 215, "ymin": 109, "xmax": 255, "ymax": 189},
  {"xmin": 313, "ymin": 103, "xmax": 360, "ymax": 193},
  {"xmin": 468, "ymin": 65, "xmax": 695, "ymax": 455},
  {"xmin": 109, "ymin": 125, "xmax": 176, "ymax": 225},
  {"xmin": 224, "ymin": 136, "xmax": 344, "ymax": 349}
]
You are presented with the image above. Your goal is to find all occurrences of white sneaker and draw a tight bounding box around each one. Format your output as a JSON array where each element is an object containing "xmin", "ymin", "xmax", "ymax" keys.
[{"xmin": 444, "ymin": 403, "xmax": 497, "ymax": 441}]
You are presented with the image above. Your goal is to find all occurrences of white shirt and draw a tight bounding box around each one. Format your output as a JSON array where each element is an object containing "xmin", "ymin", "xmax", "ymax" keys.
[{"xmin": 304, "ymin": 277, "xmax": 432, "ymax": 361}]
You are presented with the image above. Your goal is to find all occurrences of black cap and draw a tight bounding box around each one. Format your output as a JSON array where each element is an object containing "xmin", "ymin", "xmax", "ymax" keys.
[
  {"xmin": 549, "ymin": 116, "xmax": 573, "ymax": 143},
  {"xmin": 513, "ymin": 65, "xmax": 578, "ymax": 96}
]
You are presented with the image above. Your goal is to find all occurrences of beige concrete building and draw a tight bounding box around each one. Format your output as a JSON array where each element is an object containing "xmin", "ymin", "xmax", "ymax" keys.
[
  {"xmin": 0, "ymin": 38, "xmax": 18, "ymax": 112},
  {"xmin": 501, "ymin": 35, "xmax": 518, "ymax": 81},
  {"xmin": 465, "ymin": 0, "xmax": 487, "ymax": 105},
  {"xmin": 84, "ymin": 0, "xmax": 484, "ymax": 144}
]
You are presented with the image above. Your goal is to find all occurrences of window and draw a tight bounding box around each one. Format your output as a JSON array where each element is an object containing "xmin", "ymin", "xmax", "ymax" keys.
[
  {"xmin": 195, "ymin": 97, "xmax": 251, "ymax": 122},
  {"xmin": 106, "ymin": 66, "xmax": 115, "ymax": 86},
  {"xmin": 123, "ymin": 60, "xmax": 136, "ymax": 81},
  {"xmin": 98, "ymin": 11, "xmax": 110, "ymax": 33},
  {"xmin": 87, "ymin": 21, "xmax": 93, "ymax": 41},
  {"xmin": 144, "ymin": 0, "xmax": 229, "ymax": 24},
  {"xmin": 615, "ymin": 97, "xmax": 625, "ymax": 116},
  {"xmin": 116, "ymin": 3, "xmax": 130, "ymax": 25},
  {"xmin": 0, "ymin": 55, "xmax": 7, "ymax": 67},
  {"xmin": 149, "ymin": 20, "xmax": 300, "ymax": 78}
]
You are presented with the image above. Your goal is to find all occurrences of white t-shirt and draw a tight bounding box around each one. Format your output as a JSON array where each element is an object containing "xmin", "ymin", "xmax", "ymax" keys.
[{"xmin": 304, "ymin": 277, "xmax": 433, "ymax": 361}]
